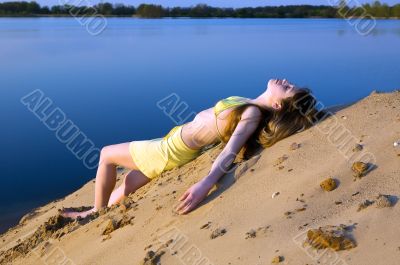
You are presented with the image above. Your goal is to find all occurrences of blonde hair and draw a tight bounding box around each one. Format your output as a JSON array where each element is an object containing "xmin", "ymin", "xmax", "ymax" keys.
[{"xmin": 219, "ymin": 88, "xmax": 325, "ymax": 160}]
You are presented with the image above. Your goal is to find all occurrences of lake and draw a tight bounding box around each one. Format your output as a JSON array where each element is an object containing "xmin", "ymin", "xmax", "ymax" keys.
[{"xmin": 0, "ymin": 17, "xmax": 399, "ymax": 233}]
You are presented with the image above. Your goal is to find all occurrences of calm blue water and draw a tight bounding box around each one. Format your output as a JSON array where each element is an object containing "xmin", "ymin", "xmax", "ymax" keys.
[{"xmin": 0, "ymin": 18, "xmax": 399, "ymax": 233}]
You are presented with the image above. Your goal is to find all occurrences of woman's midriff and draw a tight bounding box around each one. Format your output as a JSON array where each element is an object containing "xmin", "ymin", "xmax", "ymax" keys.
[{"xmin": 180, "ymin": 108, "xmax": 221, "ymax": 149}]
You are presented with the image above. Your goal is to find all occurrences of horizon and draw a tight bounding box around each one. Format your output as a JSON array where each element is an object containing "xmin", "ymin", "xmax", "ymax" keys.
[{"xmin": 0, "ymin": 0, "xmax": 399, "ymax": 7}]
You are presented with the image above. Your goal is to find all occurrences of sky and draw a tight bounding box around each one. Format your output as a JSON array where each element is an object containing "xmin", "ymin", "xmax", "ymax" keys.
[{"xmin": 3, "ymin": 0, "xmax": 399, "ymax": 7}]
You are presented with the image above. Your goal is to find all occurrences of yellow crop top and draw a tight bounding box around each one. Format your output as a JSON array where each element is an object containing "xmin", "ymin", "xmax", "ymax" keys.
[{"xmin": 213, "ymin": 96, "xmax": 251, "ymax": 141}]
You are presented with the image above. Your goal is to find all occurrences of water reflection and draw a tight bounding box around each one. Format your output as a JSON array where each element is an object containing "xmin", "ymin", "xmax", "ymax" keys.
[{"xmin": 336, "ymin": 20, "xmax": 400, "ymax": 37}]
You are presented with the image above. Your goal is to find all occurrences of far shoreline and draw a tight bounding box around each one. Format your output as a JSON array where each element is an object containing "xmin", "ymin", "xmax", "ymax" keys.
[{"xmin": 0, "ymin": 15, "xmax": 399, "ymax": 20}]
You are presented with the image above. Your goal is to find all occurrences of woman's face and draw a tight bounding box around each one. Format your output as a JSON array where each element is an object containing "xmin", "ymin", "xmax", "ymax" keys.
[
  {"xmin": 267, "ymin": 79, "xmax": 298, "ymax": 100},
  {"xmin": 266, "ymin": 79, "xmax": 299, "ymax": 110}
]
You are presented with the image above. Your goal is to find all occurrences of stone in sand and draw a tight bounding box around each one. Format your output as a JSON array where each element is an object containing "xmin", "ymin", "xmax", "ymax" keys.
[
  {"xmin": 200, "ymin": 222, "xmax": 211, "ymax": 229},
  {"xmin": 271, "ymin": 255, "xmax": 284, "ymax": 263},
  {"xmin": 351, "ymin": 162, "xmax": 369, "ymax": 180},
  {"xmin": 245, "ymin": 229, "xmax": 257, "ymax": 239},
  {"xmin": 357, "ymin": 200, "xmax": 375, "ymax": 212},
  {"xmin": 140, "ymin": 250, "xmax": 166, "ymax": 265},
  {"xmin": 274, "ymin": 155, "xmax": 288, "ymax": 166},
  {"xmin": 375, "ymin": 194, "xmax": 393, "ymax": 208},
  {"xmin": 290, "ymin": 142, "xmax": 300, "ymax": 150},
  {"xmin": 210, "ymin": 228, "xmax": 226, "ymax": 239},
  {"xmin": 352, "ymin": 144, "xmax": 363, "ymax": 152},
  {"xmin": 305, "ymin": 225, "xmax": 356, "ymax": 251},
  {"xmin": 272, "ymin": 192, "xmax": 280, "ymax": 198},
  {"xmin": 320, "ymin": 178, "xmax": 337, "ymax": 191}
]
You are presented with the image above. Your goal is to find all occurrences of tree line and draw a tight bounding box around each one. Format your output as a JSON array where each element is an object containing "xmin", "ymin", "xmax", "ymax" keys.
[{"xmin": 0, "ymin": 1, "xmax": 399, "ymax": 18}]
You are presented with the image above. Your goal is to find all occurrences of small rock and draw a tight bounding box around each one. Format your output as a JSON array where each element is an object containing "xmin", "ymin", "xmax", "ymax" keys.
[
  {"xmin": 271, "ymin": 255, "xmax": 284, "ymax": 263},
  {"xmin": 352, "ymin": 144, "xmax": 363, "ymax": 152},
  {"xmin": 245, "ymin": 229, "xmax": 257, "ymax": 239},
  {"xmin": 375, "ymin": 194, "xmax": 392, "ymax": 208},
  {"xmin": 272, "ymin": 192, "xmax": 280, "ymax": 198},
  {"xmin": 351, "ymin": 162, "xmax": 370, "ymax": 180},
  {"xmin": 290, "ymin": 142, "xmax": 300, "ymax": 150},
  {"xmin": 141, "ymin": 250, "xmax": 165, "ymax": 265},
  {"xmin": 210, "ymin": 228, "xmax": 226, "ymax": 239},
  {"xmin": 305, "ymin": 225, "xmax": 356, "ymax": 251},
  {"xmin": 357, "ymin": 200, "xmax": 375, "ymax": 212},
  {"xmin": 200, "ymin": 222, "xmax": 211, "ymax": 229},
  {"xmin": 274, "ymin": 155, "xmax": 288, "ymax": 166},
  {"xmin": 394, "ymin": 141, "xmax": 400, "ymax": 147},
  {"xmin": 320, "ymin": 178, "xmax": 337, "ymax": 191}
]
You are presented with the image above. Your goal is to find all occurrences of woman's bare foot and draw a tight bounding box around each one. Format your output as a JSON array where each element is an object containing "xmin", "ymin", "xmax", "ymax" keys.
[{"xmin": 60, "ymin": 207, "xmax": 96, "ymax": 219}]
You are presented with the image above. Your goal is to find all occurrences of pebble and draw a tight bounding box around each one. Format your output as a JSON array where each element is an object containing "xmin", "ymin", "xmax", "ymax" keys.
[
  {"xmin": 375, "ymin": 194, "xmax": 392, "ymax": 208},
  {"xmin": 289, "ymin": 142, "xmax": 300, "ymax": 150},
  {"xmin": 357, "ymin": 200, "xmax": 374, "ymax": 212},
  {"xmin": 351, "ymin": 162, "xmax": 370, "ymax": 180},
  {"xmin": 271, "ymin": 255, "xmax": 284, "ymax": 263},
  {"xmin": 245, "ymin": 229, "xmax": 257, "ymax": 239},
  {"xmin": 306, "ymin": 225, "xmax": 356, "ymax": 251},
  {"xmin": 352, "ymin": 144, "xmax": 363, "ymax": 152},
  {"xmin": 210, "ymin": 228, "xmax": 226, "ymax": 239},
  {"xmin": 394, "ymin": 141, "xmax": 400, "ymax": 147},
  {"xmin": 272, "ymin": 192, "xmax": 280, "ymax": 198},
  {"xmin": 320, "ymin": 178, "xmax": 337, "ymax": 191}
]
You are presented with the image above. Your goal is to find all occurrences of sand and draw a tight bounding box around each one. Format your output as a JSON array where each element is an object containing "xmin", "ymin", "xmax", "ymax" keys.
[{"xmin": 1, "ymin": 90, "xmax": 399, "ymax": 265}]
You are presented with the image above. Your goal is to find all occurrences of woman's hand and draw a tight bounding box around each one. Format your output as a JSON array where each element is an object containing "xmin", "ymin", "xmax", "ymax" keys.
[{"xmin": 175, "ymin": 180, "xmax": 213, "ymax": 215}]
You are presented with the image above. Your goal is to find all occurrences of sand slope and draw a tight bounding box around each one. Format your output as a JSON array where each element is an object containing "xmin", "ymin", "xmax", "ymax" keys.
[{"xmin": 1, "ymin": 91, "xmax": 400, "ymax": 265}]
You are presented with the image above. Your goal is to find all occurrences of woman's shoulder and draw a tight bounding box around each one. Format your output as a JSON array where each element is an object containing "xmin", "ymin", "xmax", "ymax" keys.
[
  {"xmin": 215, "ymin": 95, "xmax": 250, "ymax": 106},
  {"xmin": 240, "ymin": 104, "xmax": 263, "ymax": 119},
  {"xmin": 224, "ymin": 95, "xmax": 250, "ymax": 101},
  {"xmin": 214, "ymin": 96, "xmax": 252, "ymax": 116}
]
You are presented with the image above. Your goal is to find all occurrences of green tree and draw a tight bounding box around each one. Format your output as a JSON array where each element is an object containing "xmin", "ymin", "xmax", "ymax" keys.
[
  {"xmin": 96, "ymin": 2, "xmax": 113, "ymax": 15},
  {"xmin": 391, "ymin": 4, "xmax": 400, "ymax": 17},
  {"xmin": 27, "ymin": 1, "xmax": 40, "ymax": 14},
  {"xmin": 136, "ymin": 4, "xmax": 164, "ymax": 18}
]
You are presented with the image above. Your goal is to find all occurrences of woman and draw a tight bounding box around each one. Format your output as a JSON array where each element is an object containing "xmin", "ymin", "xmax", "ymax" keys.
[{"xmin": 62, "ymin": 78, "xmax": 322, "ymax": 218}]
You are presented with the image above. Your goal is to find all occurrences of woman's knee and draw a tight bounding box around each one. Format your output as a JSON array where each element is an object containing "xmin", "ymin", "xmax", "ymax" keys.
[
  {"xmin": 100, "ymin": 145, "xmax": 114, "ymax": 165},
  {"xmin": 99, "ymin": 143, "xmax": 136, "ymax": 169},
  {"xmin": 123, "ymin": 171, "xmax": 151, "ymax": 194}
]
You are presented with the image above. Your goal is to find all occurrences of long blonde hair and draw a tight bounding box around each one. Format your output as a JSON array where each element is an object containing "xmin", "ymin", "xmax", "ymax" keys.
[{"xmin": 219, "ymin": 88, "xmax": 325, "ymax": 160}]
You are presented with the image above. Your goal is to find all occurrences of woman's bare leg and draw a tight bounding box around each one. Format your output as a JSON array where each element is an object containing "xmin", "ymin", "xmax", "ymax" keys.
[
  {"xmin": 108, "ymin": 170, "xmax": 150, "ymax": 206},
  {"xmin": 62, "ymin": 142, "xmax": 150, "ymax": 219}
]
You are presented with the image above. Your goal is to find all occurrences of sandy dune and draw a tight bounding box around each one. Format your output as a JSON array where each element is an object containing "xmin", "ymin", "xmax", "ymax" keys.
[{"xmin": 1, "ymin": 90, "xmax": 399, "ymax": 265}]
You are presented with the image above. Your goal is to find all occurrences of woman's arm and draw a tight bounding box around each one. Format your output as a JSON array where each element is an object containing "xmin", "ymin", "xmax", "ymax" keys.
[{"xmin": 176, "ymin": 106, "xmax": 262, "ymax": 214}]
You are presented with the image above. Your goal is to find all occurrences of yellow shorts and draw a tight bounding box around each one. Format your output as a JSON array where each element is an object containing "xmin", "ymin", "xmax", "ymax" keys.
[{"xmin": 129, "ymin": 125, "xmax": 201, "ymax": 179}]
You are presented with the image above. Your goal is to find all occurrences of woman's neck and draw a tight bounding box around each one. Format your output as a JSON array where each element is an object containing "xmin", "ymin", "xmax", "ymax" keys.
[{"xmin": 248, "ymin": 92, "xmax": 275, "ymax": 111}]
